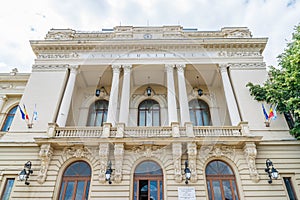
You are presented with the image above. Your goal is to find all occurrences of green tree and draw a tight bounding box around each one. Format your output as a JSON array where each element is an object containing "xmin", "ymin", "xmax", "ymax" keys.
[{"xmin": 247, "ymin": 24, "xmax": 300, "ymax": 139}]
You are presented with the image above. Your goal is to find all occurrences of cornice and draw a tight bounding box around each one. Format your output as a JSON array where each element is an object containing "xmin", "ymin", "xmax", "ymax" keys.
[{"xmin": 32, "ymin": 65, "xmax": 69, "ymax": 72}]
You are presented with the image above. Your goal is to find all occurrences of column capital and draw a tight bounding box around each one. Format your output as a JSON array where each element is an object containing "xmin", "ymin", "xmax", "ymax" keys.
[
  {"xmin": 69, "ymin": 65, "xmax": 79, "ymax": 74},
  {"xmin": 122, "ymin": 64, "xmax": 132, "ymax": 72},
  {"xmin": 219, "ymin": 64, "xmax": 229, "ymax": 72},
  {"xmin": 175, "ymin": 64, "xmax": 186, "ymax": 73},
  {"xmin": 112, "ymin": 64, "xmax": 121, "ymax": 72},
  {"xmin": 0, "ymin": 95, "xmax": 8, "ymax": 101}
]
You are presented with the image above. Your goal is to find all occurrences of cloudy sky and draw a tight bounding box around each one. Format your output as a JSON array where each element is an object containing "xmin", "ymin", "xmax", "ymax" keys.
[{"xmin": 0, "ymin": 0, "xmax": 299, "ymax": 73}]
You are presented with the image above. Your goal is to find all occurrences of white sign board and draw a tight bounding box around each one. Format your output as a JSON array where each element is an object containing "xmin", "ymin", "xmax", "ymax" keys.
[{"xmin": 178, "ymin": 187, "xmax": 196, "ymax": 200}]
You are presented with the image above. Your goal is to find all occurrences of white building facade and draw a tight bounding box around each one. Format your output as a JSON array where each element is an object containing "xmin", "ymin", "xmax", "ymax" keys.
[{"xmin": 0, "ymin": 25, "xmax": 299, "ymax": 200}]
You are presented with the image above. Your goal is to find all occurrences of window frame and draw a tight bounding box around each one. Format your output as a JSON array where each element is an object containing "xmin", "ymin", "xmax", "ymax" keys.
[
  {"xmin": 58, "ymin": 161, "xmax": 91, "ymax": 200},
  {"xmin": 205, "ymin": 160, "xmax": 240, "ymax": 200},
  {"xmin": 189, "ymin": 99, "xmax": 211, "ymax": 126},
  {"xmin": 282, "ymin": 175, "xmax": 299, "ymax": 200},
  {"xmin": 1, "ymin": 105, "xmax": 18, "ymax": 132},
  {"xmin": 138, "ymin": 99, "xmax": 161, "ymax": 127},
  {"xmin": 0, "ymin": 177, "xmax": 15, "ymax": 200},
  {"xmin": 87, "ymin": 100, "xmax": 109, "ymax": 127}
]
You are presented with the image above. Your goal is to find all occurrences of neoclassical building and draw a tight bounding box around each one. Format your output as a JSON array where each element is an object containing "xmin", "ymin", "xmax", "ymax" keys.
[{"xmin": 0, "ymin": 25, "xmax": 299, "ymax": 200}]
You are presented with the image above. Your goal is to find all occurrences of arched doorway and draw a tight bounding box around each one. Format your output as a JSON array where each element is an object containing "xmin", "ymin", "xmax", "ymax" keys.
[{"xmin": 133, "ymin": 161, "xmax": 163, "ymax": 200}]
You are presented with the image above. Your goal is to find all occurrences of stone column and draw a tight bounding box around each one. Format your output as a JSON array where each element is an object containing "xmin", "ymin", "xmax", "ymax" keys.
[
  {"xmin": 0, "ymin": 95, "xmax": 8, "ymax": 113},
  {"xmin": 165, "ymin": 64, "xmax": 178, "ymax": 124},
  {"xmin": 56, "ymin": 66, "xmax": 79, "ymax": 127},
  {"xmin": 219, "ymin": 64, "xmax": 240, "ymax": 125},
  {"xmin": 119, "ymin": 64, "xmax": 132, "ymax": 125},
  {"xmin": 107, "ymin": 65, "xmax": 121, "ymax": 126},
  {"xmin": 176, "ymin": 64, "xmax": 190, "ymax": 125}
]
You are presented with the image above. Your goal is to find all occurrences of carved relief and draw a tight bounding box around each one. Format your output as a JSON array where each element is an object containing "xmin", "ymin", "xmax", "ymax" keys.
[
  {"xmin": 172, "ymin": 143, "xmax": 182, "ymax": 183},
  {"xmin": 130, "ymin": 145, "xmax": 165, "ymax": 158},
  {"xmin": 114, "ymin": 143, "xmax": 124, "ymax": 183},
  {"xmin": 243, "ymin": 142, "xmax": 259, "ymax": 182},
  {"xmin": 99, "ymin": 143, "xmax": 110, "ymax": 183},
  {"xmin": 37, "ymin": 144, "xmax": 53, "ymax": 184},
  {"xmin": 187, "ymin": 143, "xmax": 197, "ymax": 183},
  {"xmin": 199, "ymin": 145, "xmax": 236, "ymax": 172},
  {"xmin": 45, "ymin": 29, "xmax": 75, "ymax": 40},
  {"xmin": 63, "ymin": 146, "xmax": 92, "ymax": 159}
]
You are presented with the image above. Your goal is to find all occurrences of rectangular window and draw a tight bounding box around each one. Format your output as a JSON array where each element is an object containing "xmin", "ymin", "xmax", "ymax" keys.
[
  {"xmin": 283, "ymin": 177, "xmax": 298, "ymax": 200},
  {"xmin": 1, "ymin": 178, "xmax": 15, "ymax": 200}
]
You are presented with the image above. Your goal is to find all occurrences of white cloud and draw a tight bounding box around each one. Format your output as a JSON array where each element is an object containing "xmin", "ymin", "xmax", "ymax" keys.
[{"xmin": 0, "ymin": 0, "xmax": 299, "ymax": 72}]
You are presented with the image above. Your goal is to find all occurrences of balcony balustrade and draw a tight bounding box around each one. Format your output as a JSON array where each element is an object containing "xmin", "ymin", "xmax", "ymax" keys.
[{"xmin": 52, "ymin": 123, "xmax": 246, "ymax": 138}]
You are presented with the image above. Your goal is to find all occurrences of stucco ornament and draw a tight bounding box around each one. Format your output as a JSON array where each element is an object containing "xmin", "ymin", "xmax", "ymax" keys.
[
  {"xmin": 114, "ymin": 143, "xmax": 124, "ymax": 183},
  {"xmin": 187, "ymin": 143, "xmax": 197, "ymax": 183},
  {"xmin": 99, "ymin": 143, "xmax": 110, "ymax": 183},
  {"xmin": 243, "ymin": 142, "xmax": 260, "ymax": 182},
  {"xmin": 37, "ymin": 144, "xmax": 53, "ymax": 184},
  {"xmin": 172, "ymin": 143, "xmax": 182, "ymax": 183},
  {"xmin": 63, "ymin": 146, "xmax": 92, "ymax": 159}
]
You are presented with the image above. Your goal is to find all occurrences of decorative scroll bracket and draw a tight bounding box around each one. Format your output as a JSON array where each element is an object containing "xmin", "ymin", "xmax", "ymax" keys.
[
  {"xmin": 114, "ymin": 143, "xmax": 124, "ymax": 183},
  {"xmin": 37, "ymin": 144, "xmax": 53, "ymax": 184},
  {"xmin": 187, "ymin": 142, "xmax": 197, "ymax": 183},
  {"xmin": 243, "ymin": 142, "xmax": 259, "ymax": 182},
  {"xmin": 172, "ymin": 142, "xmax": 182, "ymax": 183},
  {"xmin": 99, "ymin": 143, "xmax": 110, "ymax": 183}
]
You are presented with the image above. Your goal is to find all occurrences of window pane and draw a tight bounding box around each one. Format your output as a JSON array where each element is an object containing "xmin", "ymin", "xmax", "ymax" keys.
[
  {"xmin": 207, "ymin": 181, "xmax": 212, "ymax": 200},
  {"xmin": 212, "ymin": 181, "xmax": 222, "ymax": 200},
  {"xmin": 65, "ymin": 181, "xmax": 75, "ymax": 200},
  {"xmin": 85, "ymin": 181, "xmax": 90, "ymax": 200},
  {"xmin": 75, "ymin": 181, "xmax": 85, "ymax": 200},
  {"xmin": 196, "ymin": 110, "xmax": 203, "ymax": 126},
  {"xmin": 1, "ymin": 106, "xmax": 17, "ymax": 131},
  {"xmin": 1, "ymin": 178, "xmax": 15, "ymax": 200},
  {"xmin": 153, "ymin": 111, "xmax": 160, "ymax": 126},
  {"xmin": 146, "ymin": 111, "xmax": 152, "ymax": 126},
  {"xmin": 222, "ymin": 180, "xmax": 233, "ymax": 200},
  {"xmin": 59, "ymin": 182, "xmax": 65, "ymax": 200},
  {"xmin": 134, "ymin": 181, "xmax": 138, "ymax": 200},
  {"xmin": 87, "ymin": 112, "xmax": 96, "ymax": 126},
  {"xmin": 139, "ymin": 111, "xmax": 146, "ymax": 126},
  {"xmin": 232, "ymin": 180, "xmax": 239, "ymax": 200},
  {"xmin": 95, "ymin": 111, "xmax": 103, "ymax": 126},
  {"xmin": 65, "ymin": 162, "xmax": 91, "ymax": 176},
  {"xmin": 160, "ymin": 180, "xmax": 163, "ymax": 200},
  {"xmin": 283, "ymin": 177, "xmax": 297, "ymax": 200},
  {"xmin": 135, "ymin": 161, "xmax": 162, "ymax": 175},
  {"xmin": 150, "ymin": 180, "xmax": 158, "ymax": 200}
]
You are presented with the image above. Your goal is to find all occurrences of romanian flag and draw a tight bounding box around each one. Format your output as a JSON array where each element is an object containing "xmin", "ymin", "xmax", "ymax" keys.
[
  {"xmin": 262, "ymin": 104, "xmax": 269, "ymax": 120},
  {"xmin": 18, "ymin": 105, "xmax": 25, "ymax": 120},
  {"xmin": 23, "ymin": 104, "xmax": 29, "ymax": 120},
  {"xmin": 268, "ymin": 107, "xmax": 274, "ymax": 119}
]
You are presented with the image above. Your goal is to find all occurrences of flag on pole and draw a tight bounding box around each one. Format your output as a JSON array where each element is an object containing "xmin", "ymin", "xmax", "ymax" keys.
[
  {"xmin": 262, "ymin": 104, "xmax": 269, "ymax": 120},
  {"xmin": 268, "ymin": 107, "xmax": 274, "ymax": 119},
  {"xmin": 272, "ymin": 104, "xmax": 278, "ymax": 120},
  {"xmin": 33, "ymin": 104, "xmax": 38, "ymax": 121},
  {"xmin": 18, "ymin": 105, "xmax": 25, "ymax": 120},
  {"xmin": 23, "ymin": 104, "xmax": 29, "ymax": 120}
]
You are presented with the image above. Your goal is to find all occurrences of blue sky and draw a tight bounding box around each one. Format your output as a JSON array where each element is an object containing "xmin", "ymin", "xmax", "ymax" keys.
[{"xmin": 0, "ymin": 0, "xmax": 299, "ymax": 72}]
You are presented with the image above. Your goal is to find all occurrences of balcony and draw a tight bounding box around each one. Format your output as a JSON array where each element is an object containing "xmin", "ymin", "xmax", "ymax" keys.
[{"xmin": 34, "ymin": 122, "xmax": 261, "ymax": 146}]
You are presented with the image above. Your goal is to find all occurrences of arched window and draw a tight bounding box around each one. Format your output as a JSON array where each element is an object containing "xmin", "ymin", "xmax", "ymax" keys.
[
  {"xmin": 1, "ymin": 106, "xmax": 17, "ymax": 131},
  {"xmin": 133, "ymin": 161, "xmax": 163, "ymax": 200},
  {"xmin": 206, "ymin": 160, "xmax": 239, "ymax": 200},
  {"xmin": 138, "ymin": 99, "xmax": 160, "ymax": 126},
  {"xmin": 189, "ymin": 99, "xmax": 211, "ymax": 126},
  {"xmin": 87, "ymin": 100, "xmax": 108, "ymax": 126},
  {"xmin": 59, "ymin": 161, "xmax": 91, "ymax": 200}
]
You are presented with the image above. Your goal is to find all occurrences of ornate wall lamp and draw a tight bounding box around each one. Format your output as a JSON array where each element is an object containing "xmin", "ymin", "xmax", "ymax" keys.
[
  {"xmin": 265, "ymin": 159, "xmax": 279, "ymax": 184},
  {"xmin": 184, "ymin": 160, "xmax": 191, "ymax": 184},
  {"xmin": 105, "ymin": 161, "xmax": 113, "ymax": 184},
  {"xmin": 146, "ymin": 76, "xmax": 152, "ymax": 96},
  {"xmin": 19, "ymin": 161, "xmax": 33, "ymax": 185}
]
